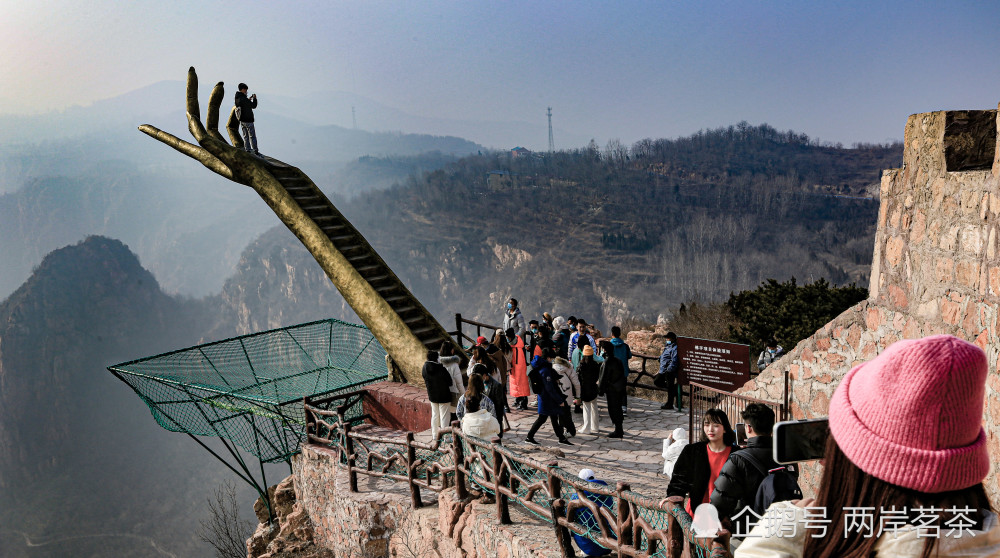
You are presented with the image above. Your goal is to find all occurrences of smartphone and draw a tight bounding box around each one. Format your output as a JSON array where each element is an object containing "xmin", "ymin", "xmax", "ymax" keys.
[
  {"xmin": 773, "ymin": 418, "xmax": 829, "ymax": 464},
  {"xmin": 735, "ymin": 422, "xmax": 748, "ymax": 446}
]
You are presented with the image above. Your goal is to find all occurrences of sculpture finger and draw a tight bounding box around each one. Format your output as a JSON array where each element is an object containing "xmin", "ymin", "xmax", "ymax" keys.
[
  {"xmin": 206, "ymin": 81, "xmax": 228, "ymax": 144},
  {"xmin": 138, "ymin": 124, "xmax": 233, "ymax": 180},
  {"xmin": 186, "ymin": 67, "xmax": 209, "ymax": 143},
  {"xmin": 226, "ymin": 107, "xmax": 244, "ymax": 149}
]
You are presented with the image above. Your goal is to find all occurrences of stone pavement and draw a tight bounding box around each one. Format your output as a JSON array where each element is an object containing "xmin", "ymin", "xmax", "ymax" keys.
[{"xmin": 503, "ymin": 395, "xmax": 690, "ymax": 496}]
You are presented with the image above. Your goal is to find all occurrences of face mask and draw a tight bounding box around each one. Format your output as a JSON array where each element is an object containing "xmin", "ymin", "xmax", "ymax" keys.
[
  {"xmin": 532, "ymin": 328, "xmax": 538, "ymax": 334},
  {"xmin": 507, "ymin": 303, "xmax": 512, "ymax": 310},
  {"xmin": 665, "ymin": 340, "xmax": 672, "ymax": 345}
]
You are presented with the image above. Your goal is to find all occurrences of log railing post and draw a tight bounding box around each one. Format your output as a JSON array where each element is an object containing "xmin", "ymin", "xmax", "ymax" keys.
[
  {"xmin": 616, "ymin": 482, "xmax": 633, "ymax": 553},
  {"xmin": 405, "ymin": 431, "xmax": 423, "ymax": 508},
  {"xmin": 452, "ymin": 423, "xmax": 468, "ymax": 500},
  {"xmin": 665, "ymin": 496, "xmax": 684, "ymax": 558},
  {"xmin": 455, "ymin": 313, "xmax": 463, "ymax": 346},
  {"xmin": 546, "ymin": 461, "xmax": 574, "ymax": 558},
  {"xmin": 342, "ymin": 415, "xmax": 358, "ymax": 493},
  {"xmin": 491, "ymin": 436, "xmax": 511, "ymax": 524}
]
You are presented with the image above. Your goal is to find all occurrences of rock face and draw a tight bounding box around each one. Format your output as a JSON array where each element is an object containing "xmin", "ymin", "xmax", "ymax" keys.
[
  {"xmin": 739, "ymin": 107, "xmax": 1000, "ymax": 507},
  {"xmin": 247, "ymin": 476, "xmax": 333, "ymax": 558}
]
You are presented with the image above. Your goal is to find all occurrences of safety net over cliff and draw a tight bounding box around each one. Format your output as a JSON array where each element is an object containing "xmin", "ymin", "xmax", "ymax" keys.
[{"xmin": 108, "ymin": 318, "xmax": 387, "ymax": 463}]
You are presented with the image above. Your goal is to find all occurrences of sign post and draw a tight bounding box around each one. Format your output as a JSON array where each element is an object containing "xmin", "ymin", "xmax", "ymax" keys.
[{"xmin": 676, "ymin": 337, "xmax": 750, "ymax": 393}]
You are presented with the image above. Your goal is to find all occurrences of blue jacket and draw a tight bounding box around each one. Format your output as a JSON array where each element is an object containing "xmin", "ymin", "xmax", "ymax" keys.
[
  {"xmin": 570, "ymin": 479, "xmax": 614, "ymax": 556},
  {"xmin": 659, "ymin": 343, "xmax": 678, "ymax": 376},
  {"xmin": 531, "ymin": 355, "xmax": 566, "ymax": 416},
  {"xmin": 609, "ymin": 337, "xmax": 632, "ymax": 375}
]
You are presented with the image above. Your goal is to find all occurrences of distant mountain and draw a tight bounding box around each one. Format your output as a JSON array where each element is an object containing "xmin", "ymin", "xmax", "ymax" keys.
[
  {"xmin": 0, "ymin": 79, "xmax": 580, "ymax": 153},
  {"xmin": 0, "ymin": 236, "xmax": 256, "ymax": 558},
  {"xmin": 0, "ymin": 80, "xmax": 486, "ymax": 301}
]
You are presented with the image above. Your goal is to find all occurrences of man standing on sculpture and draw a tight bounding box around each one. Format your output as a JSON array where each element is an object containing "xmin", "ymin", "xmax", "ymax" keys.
[{"xmin": 235, "ymin": 83, "xmax": 260, "ymax": 156}]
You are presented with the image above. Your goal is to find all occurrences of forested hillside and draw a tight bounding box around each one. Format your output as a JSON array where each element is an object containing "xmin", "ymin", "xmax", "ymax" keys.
[{"xmin": 334, "ymin": 123, "xmax": 900, "ymax": 327}]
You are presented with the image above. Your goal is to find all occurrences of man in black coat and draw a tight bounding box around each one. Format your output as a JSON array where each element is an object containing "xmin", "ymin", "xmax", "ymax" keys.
[
  {"xmin": 235, "ymin": 83, "xmax": 260, "ymax": 156},
  {"xmin": 597, "ymin": 341, "xmax": 626, "ymax": 438},
  {"xmin": 422, "ymin": 350, "xmax": 453, "ymax": 438},
  {"xmin": 710, "ymin": 403, "xmax": 778, "ymax": 524}
]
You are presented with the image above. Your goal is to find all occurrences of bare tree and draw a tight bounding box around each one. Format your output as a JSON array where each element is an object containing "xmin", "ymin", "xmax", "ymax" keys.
[{"xmin": 199, "ymin": 481, "xmax": 255, "ymax": 558}]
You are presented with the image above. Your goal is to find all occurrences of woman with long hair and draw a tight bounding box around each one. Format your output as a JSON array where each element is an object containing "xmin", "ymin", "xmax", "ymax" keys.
[
  {"xmin": 666, "ymin": 408, "xmax": 737, "ymax": 517},
  {"xmin": 490, "ymin": 328, "xmax": 513, "ymax": 412},
  {"xmin": 736, "ymin": 335, "xmax": 1000, "ymax": 557},
  {"xmin": 456, "ymin": 371, "xmax": 496, "ymax": 421}
]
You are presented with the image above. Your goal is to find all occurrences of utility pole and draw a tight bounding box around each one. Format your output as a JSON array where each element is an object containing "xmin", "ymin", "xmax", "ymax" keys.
[{"xmin": 547, "ymin": 107, "xmax": 554, "ymax": 152}]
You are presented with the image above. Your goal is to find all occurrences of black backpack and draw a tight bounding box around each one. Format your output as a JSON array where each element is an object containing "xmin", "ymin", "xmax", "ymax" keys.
[
  {"xmin": 754, "ymin": 465, "xmax": 803, "ymax": 515},
  {"xmin": 527, "ymin": 365, "xmax": 544, "ymax": 395},
  {"xmin": 741, "ymin": 450, "xmax": 802, "ymax": 515}
]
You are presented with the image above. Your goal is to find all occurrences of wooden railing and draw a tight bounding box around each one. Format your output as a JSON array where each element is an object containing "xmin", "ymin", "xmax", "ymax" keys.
[
  {"xmin": 304, "ymin": 393, "xmax": 733, "ymax": 558},
  {"xmin": 450, "ymin": 313, "xmax": 500, "ymax": 347}
]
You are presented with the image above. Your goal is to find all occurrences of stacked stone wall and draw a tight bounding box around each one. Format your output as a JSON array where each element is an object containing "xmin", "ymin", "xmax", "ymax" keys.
[
  {"xmin": 286, "ymin": 444, "xmax": 562, "ymax": 558},
  {"xmin": 738, "ymin": 106, "xmax": 1000, "ymax": 505}
]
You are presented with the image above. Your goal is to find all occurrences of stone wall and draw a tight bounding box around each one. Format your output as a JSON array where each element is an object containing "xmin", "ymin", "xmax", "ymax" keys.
[
  {"xmin": 280, "ymin": 443, "xmax": 563, "ymax": 558},
  {"xmin": 738, "ymin": 106, "xmax": 1000, "ymax": 505}
]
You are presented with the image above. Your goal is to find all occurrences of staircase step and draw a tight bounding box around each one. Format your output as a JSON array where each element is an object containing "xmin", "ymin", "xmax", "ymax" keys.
[
  {"xmin": 330, "ymin": 234, "xmax": 355, "ymax": 242},
  {"xmin": 355, "ymin": 264, "xmax": 381, "ymax": 273},
  {"xmin": 365, "ymin": 274, "xmax": 390, "ymax": 283}
]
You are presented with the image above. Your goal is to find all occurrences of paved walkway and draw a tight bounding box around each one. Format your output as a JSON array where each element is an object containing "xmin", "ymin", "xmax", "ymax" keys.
[
  {"xmin": 411, "ymin": 395, "xmax": 691, "ymax": 497},
  {"xmin": 500, "ymin": 395, "xmax": 690, "ymax": 496}
]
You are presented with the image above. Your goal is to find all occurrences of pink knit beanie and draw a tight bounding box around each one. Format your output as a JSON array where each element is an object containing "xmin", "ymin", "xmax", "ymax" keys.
[{"xmin": 828, "ymin": 334, "xmax": 989, "ymax": 493}]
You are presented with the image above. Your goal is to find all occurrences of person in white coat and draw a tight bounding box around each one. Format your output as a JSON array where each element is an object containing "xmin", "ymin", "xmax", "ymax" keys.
[
  {"xmin": 552, "ymin": 357, "xmax": 580, "ymax": 438},
  {"xmin": 661, "ymin": 427, "xmax": 688, "ymax": 477},
  {"xmin": 439, "ymin": 342, "xmax": 465, "ymax": 416}
]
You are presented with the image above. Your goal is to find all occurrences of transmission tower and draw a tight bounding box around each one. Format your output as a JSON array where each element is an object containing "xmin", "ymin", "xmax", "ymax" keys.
[
  {"xmin": 352, "ymin": 106, "xmax": 357, "ymax": 129},
  {"xmin": 547, "ymin": 107, "xmax": 554, "ymax": 152}
]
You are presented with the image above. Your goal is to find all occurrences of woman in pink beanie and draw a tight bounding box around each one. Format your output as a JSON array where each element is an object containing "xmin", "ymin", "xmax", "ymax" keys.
[{"xmin": 735, "ymin": 335, "xmax": 1000, "ymax": 557}]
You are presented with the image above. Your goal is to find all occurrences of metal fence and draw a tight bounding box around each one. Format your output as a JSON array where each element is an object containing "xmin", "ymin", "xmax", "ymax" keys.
[
  {"xmin": 688, "ymin": 381, "xmax": 786, "ymax": 440},
  {"xmin": 304, "ymin": 393, "xmax": 731, "ymax": 558}
]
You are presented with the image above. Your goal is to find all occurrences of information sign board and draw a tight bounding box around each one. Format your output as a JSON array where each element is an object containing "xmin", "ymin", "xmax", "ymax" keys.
[{"xmin": 676, "ymin": 337, "xmax": 750, "ymax": 393}]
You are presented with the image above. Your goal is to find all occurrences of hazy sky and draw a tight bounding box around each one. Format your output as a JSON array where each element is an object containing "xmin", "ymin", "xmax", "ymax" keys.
[{"xmin": 3, "ymin": 0, "xmax": 999, "ymax": 147}]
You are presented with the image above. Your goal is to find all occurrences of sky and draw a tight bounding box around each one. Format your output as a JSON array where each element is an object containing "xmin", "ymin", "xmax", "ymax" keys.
[{"xmin": 3, "ymin": 0, "xmax": 1000, "ymax": 149}]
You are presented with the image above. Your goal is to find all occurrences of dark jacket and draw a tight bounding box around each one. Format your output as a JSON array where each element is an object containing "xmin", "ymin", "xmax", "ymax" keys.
[
  {"xmin": 609, "ymin": 337, "xmax": 632, "ymax": 375},
  {"xmin": 710, "ymin": 435, "xmax": 778, "ymax": 519},
  {"xmin": 597, "ymin": 355, "xmax": 626, "ymax": 396},
  {"xmin": 666, "ymin": 441, "xmax": 712, "ymax": 501},
  {"xmin": 235, "ymin": 91, "xmax": 257, "ymax": 123},
  {"xmin": 576, "ymin": 358, "xmax": 601, "ymax": 402},
  {"xmin": 531, "ymin": 355, "xmax": 565, "ymax": 416},
  {"xmin": 570, "ymin": 479, "xmax": 614, "ymax": 556},
  {"xmin": 552, "ymin": 328, "xmax": 570, "ymax": 359},
  {"xmin": 659, "ymin": 343, "xmax": 678, "ymax": 376},
  {"xmin": 483, "ymin": 375, "xmax": 505, "ymax": 423},
  {"xmin": 422, "ymin": 361, "xmax": 452, "ymax": 404}
]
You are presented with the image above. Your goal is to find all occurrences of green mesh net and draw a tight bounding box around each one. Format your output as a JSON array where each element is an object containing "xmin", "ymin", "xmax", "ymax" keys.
[{"xmin": 108, "ymin": 318, "xmax": 387, "ymax": 463}]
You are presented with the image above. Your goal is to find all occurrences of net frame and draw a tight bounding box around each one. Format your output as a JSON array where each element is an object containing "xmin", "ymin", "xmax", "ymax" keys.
[{"xmin": 108, "ymin": 318, "xmax": 388, "ymax": 464}]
